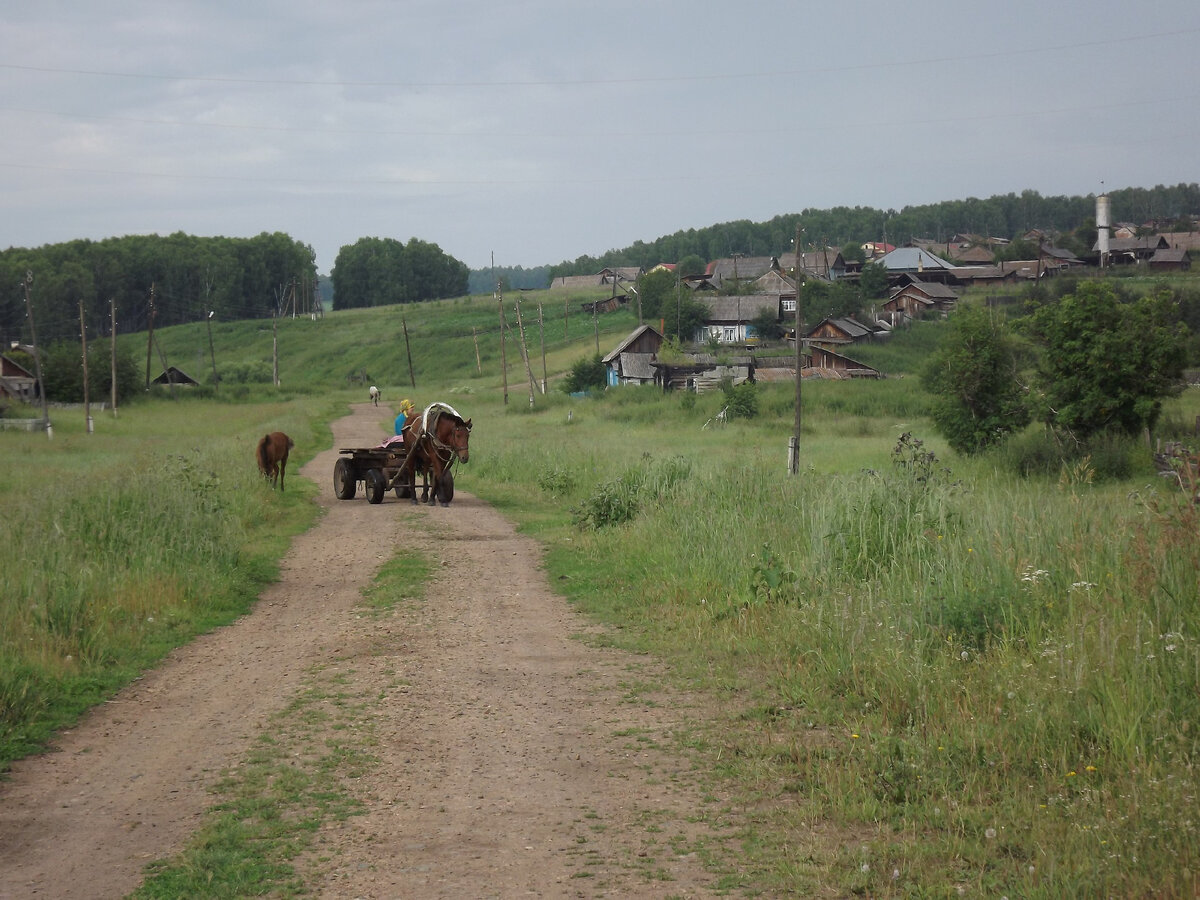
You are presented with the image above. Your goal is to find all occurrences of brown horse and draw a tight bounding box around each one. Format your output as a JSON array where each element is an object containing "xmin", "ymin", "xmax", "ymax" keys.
[
  {"xmin": 398, "ymin": 405, "xmax": 471, "ymax": 506},
  {"xmin": 256, "ymin": 431, "xmax": 294, "ymax": 491}
]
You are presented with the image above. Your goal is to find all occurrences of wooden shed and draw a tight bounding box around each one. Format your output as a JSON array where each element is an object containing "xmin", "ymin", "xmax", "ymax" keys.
[{"xmin": 652, "ymin": 354, "xmax": 754, "ymax": 393}]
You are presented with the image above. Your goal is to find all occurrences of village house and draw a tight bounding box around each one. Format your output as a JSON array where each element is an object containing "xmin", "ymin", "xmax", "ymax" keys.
[
  {"xmin": 882, "ymin": 279, "xmax": 959, "ymax": 323},
  {"xmin": 601, "ymin": 324, "xmax": 664, "ymax": 387},
  {"xmin": 695, "ymin": 293, "xmax": 784, "ymax": 346},
  {"xmin": 0, "ymin": 352, "xmax": 38, "ymax": 404},
  {"xmin": 872, "ymin": 247, "xmax": 959, "ymax": 285},
  {"xmin": 1148, "ymin": 248, "xmax": 1191, "ymax": 272},
  {"xmin": 805, "ymin": 315, "xmax": 883, "ymax": 351},
  {"xmin": 777, "ymin": 248, "xmax": 847, "ymax": 281},
  {"xmin": 548, "ymin": 266, "xmax": 642, "ymax": 291}
]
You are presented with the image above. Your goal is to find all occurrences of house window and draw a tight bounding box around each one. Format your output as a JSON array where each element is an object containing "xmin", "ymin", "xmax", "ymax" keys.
[
  {"xmin": 782, "ymin": 299, "xmax": 796, "ymax": 312},
  {"xmin": 722, "ymin": 327, "xmax": 736, "ymax": 342}
]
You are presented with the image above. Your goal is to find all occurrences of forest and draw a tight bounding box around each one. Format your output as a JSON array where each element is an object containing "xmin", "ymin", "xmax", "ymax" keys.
[{"xmin": 0, "ymin": 231, "xmax": 317, "ymax": 348}]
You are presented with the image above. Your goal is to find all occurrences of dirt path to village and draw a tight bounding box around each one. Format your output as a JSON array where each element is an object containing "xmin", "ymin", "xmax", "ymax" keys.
[{"xmin": 0, "ymin": 402, "xmax": 735, "ymax": 899}]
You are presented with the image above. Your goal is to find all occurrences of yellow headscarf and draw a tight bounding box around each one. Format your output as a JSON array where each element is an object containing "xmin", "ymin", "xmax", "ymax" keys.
[{"xmin": 401, "ymin": 398, "xmax": 415, "ymax": 414}]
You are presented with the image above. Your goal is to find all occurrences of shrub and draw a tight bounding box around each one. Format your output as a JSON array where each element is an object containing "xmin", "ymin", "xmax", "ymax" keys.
[{"xmin": 560, "ymin": 354, "xmax": 606, "ymax": 394}]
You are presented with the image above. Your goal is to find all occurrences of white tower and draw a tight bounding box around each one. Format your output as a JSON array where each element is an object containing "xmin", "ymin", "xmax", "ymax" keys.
[{"xmin": 1096, "ymin": 194, "xmax": 1112, "ymax": 268}]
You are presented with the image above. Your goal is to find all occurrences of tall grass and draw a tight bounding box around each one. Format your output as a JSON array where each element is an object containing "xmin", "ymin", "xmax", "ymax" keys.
[
  {"xmin": 465, "ymin": 381, "xmax": 1200, "ymax": 897},
  {"xmin": 0, "ymin": 397, "xmax": 332, "ymax": 766}
]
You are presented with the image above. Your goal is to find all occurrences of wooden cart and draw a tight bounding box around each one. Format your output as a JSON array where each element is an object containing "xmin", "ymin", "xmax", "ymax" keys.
[{"xmin": 332, "ymin": 445, "xmax": 420, "ymax": 505}]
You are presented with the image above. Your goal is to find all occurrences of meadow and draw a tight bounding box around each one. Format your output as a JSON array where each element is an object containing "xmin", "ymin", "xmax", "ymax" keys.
[{"xmin": 3, "ymin": 282, "xmax": 1199, "ymax": 897}]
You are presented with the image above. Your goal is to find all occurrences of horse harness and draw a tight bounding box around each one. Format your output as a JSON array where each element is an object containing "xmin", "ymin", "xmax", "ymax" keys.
[{"xmin": 415, "ymin": 408, "xmax": 470, "ymax": 471}]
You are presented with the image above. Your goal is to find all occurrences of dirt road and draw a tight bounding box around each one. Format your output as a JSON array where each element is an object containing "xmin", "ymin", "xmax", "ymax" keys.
[{"xmin": 0, "ymin": 403, "xmax": 731, "ymax": 899}]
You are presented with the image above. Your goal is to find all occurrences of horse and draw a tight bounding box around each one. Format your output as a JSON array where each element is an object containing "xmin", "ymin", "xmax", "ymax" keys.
[
  {"xmin": 369, "ymin": 385, "xmax": 380, "ymax": 406},
  {"xmin": 397, "ymin": 404, "xmax": 471, "ymax": 507},
  {"xmin": 256, "ymin": 431, "xmax": 294, "ymax": 491}
]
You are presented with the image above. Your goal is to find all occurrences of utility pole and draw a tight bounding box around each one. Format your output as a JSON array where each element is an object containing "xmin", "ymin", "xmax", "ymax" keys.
[
  {"xmin": 206, "ymin": 311, "xmax": 218, "ymax": 390},
  {"xmin": 145, "ymin": 283, "xmax": 156, "ymax": 390},
  {"xmin": 79, "ymin": 300, "xmax": 92, "ymax": 433},
  {"xmin": 22, "ymin": 271, "xmax": 50, "ymax": 437},
  {"xmin": 496, "ymin": 262, "xmax": 508, "ymax": 406},
  {"xmin": 538, "ymin": 301, "xmax": 547, "ymax": 394},
  {"xmin": 513, "ymin": 295, "xmax": 537, "ymax": 407},
  {"xmin": 110, "ymin": 297, "xmax": 118, "ymax": 416},
  {"xmin": 272, "ymin": 308, "xmax": 279, "ymax": 387},
  {"xmin": 472, "ymin": 326, "xmax": 482, "ymax": 375},
  {"xmin": 402, "ymin": 314, "xmax": 416, "ymax": 388},
  {"xmin": 790, "ymin": 224, "xmax": 804, "ymax": 475}
]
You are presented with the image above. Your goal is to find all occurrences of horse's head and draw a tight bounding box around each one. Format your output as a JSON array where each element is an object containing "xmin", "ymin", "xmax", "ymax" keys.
[{"xmin": 449, "ymin": 417, "xmax": 472, "ymax": 463}]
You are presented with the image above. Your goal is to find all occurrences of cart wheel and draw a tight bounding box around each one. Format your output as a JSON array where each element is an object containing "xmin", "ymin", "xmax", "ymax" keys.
[
  {"xmin": 365, "ymin": 468, "xmax": 386, "ymax": 504},
  {"xmin": 394, "ymin": 468, "xmax": 414, "ymax": 499},
  {"xmin": 333, "ymin": 457, "xmax": 356, "ymax": 500},
  {"xmin": 439, "ymin": 471, "xmax": 454, "ymax": 504}
]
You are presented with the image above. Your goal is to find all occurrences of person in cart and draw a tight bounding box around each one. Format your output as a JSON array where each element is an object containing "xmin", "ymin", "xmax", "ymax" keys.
[{"xmin": 394, "ymin": 398, "xmax": 416, "ymax": 438}]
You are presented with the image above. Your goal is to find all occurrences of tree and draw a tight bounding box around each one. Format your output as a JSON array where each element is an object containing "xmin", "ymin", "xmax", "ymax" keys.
[
  {"xmin": 634, "ymin": 268, "xmax": 677, "ymax": 320},
  {"xmin": 676, "ymin": 255, "xmax": 706, "ymax": 278},
  {"xmin": 1025, "ymin": 283, "xmax": 1189, "ymax": 439},
  {"xmin": 859, "ymin": 261, "xmax": 889, "ymax": 300},
  {"xmin": 921, "ymin": 304, "xmax": 1031, "ymax": 454},
  {"xmin": 560, "ymin": 354, "xmax": 606, "ymax": 393},
  {"xmin": 749, "ymin": 306, "xmax": 784, "ymax": 342}
]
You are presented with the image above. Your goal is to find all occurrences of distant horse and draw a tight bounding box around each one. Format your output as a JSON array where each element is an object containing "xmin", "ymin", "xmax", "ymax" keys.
[
  {"xmin": 398, "ymin": 404, "xmax": 471, "ymax": 506},
  {"xmin": 369, "ymin": 385, "xmax": 380, "ymax": 406},
  {"xmin": 256, "ymin": 431, "xmax": 294, "ymax": 491}
]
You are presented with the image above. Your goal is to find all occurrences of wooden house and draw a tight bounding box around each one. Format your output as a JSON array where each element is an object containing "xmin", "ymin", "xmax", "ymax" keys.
[
  {"xmin": 549, "ymin": 266, "xmax": 641, "ymax": 291},
  {"xmin": 805, "ymin": 346, "xmax": 882, "ymax": 379},
  {"xmin": 882, "ymin": 279, "xmax": 959, "ymax": 321},
  {"xmin": 0, "ymin": 353, "xmax": 38, "ymax": 403},
  {"xmin": 805, "ymin": 316, "xmax": 880, "ymax": 350},
  {"xmin": 695, "ymin": 294, "xmax": 784, "ymax": 345},
  {"xmin": 706, "ymin": 256, "xmax": 777, "ymax": 290},
  {"xmin": 777, "ymin": 248, "xmax": 847, "ymax": 281},
  {"xmin": 1148, "ymin": 248, "xmax": 1191, "ymax": 271},
  {"xmin": 602, "ymin": 324, "xmax": 664, "ymax": 387}
]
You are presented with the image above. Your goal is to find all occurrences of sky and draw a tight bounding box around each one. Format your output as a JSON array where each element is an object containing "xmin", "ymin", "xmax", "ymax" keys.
[{"xmin": 2, "ymin": 1, "xmax": 1198, "ymax": 275}]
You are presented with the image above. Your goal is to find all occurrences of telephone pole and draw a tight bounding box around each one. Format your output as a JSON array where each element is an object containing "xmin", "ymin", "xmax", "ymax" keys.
[
  {"xmin": 79, "ymin": 300, "xmax": 92, "ymax": 433},
  {"xmin": 22, "ymin": 271, "xmax": 50, "ymax": 437},
  {"xmin": 110, "ymin": 298, "xmax": 118, "ymax": 416},
  {"xmin": 790, "ymin": 224, "xmax": 804, "ymax": 475}
]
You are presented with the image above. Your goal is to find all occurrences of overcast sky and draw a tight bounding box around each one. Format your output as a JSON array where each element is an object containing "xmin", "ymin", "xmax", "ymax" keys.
[{"xmin": 2, "ymin": 1, "xmax": 1198, "ymax": 274}]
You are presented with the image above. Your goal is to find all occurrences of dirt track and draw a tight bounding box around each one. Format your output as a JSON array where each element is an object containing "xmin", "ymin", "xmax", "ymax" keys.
[{"xmin": 0, "ymin": 402, "xmax": 731, "ymax": 899}]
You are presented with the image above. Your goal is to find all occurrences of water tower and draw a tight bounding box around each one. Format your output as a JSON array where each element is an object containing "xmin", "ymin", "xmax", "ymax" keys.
[{"xmin": 1096, "ymin": 194, "xmax": 1112, "ymax": 268}]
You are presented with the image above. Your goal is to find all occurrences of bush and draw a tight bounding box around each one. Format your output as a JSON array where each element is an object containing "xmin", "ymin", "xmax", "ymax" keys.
[
  {"xmin": 560, "ymin": 354, "xmax": 606, "ymax": 394},
  {"xmin": 721, "ymin": 379, "xmax": 758, "ymax": 419}
]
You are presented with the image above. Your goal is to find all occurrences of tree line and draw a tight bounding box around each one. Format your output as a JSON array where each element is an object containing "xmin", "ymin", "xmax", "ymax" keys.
[
  {"xmin": 542, "ymin": 183, "xmax": 1200, "ymax": 280},
  {"xmin": 331, "ymin": 237, "xmax": 468, "ymax": 309},
  {"xmin": 0, "ymin": 231, "xmax": 317, "ymax": 348}
]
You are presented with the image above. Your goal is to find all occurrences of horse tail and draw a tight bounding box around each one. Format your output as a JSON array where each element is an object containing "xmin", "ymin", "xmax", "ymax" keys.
[{"xmin": 256, "ymin": 434, "xmax": 271, "ymax": 472}]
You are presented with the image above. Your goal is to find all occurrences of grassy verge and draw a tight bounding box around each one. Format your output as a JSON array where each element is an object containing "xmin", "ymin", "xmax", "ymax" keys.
[
  {"xmin": 461, "ymin": 380, "xmax": 1200, "ymax": 897},
  {"xmin": 0, "ymin": 395, "xmax": 334, "ymax": 769}
]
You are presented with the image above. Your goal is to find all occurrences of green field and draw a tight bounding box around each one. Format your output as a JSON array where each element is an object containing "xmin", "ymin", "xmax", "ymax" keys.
[{"xmin": 4, "ymin": 281, "xmax": 1200, "ymax": 897}]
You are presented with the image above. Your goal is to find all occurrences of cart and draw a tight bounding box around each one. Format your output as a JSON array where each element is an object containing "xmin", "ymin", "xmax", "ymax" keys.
[{"xmin": 332, "ymin": 444, "xmax": 422, "ymax": 505}]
